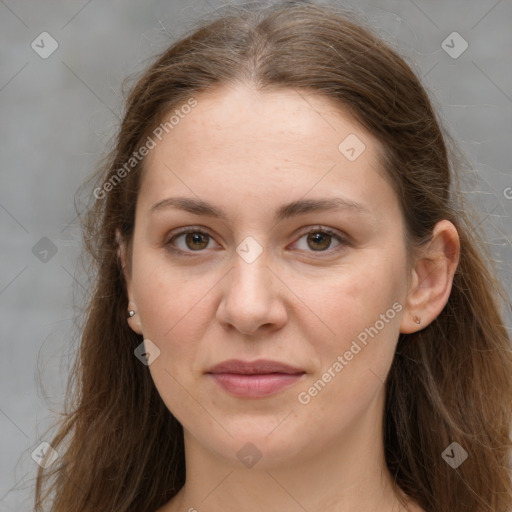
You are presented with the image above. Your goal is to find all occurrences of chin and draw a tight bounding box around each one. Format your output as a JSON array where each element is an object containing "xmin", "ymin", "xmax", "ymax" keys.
[{"xmin": 195, "ymin": 416, "xmax": 312, "ymax": 469}]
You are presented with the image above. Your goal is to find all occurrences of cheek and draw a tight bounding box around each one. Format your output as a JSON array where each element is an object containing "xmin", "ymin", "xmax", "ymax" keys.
[
  {"xmin": 296, "ymin": 253, "xmax": 407, "ymax": 356},
  {"xmin": 132, "ymin": 258, "xmax": 215, "ymax": 422},
  {"xmin": 133, "ymin": 253, "xmax": 217, "ymax": 339},
  {"xmin": 318, "ymin": 257, "xmax": 406, "ymax": 381},
  {"xmin": 290, "ymin": 254, "xmax": 407, "ymax": 423},
  {"xmin": 293, "ymin": 277, "xmax": 404, "ymax": 445},
  {"xmin": 130, "ymin": 257, "xmax": 217, "ymax": 405}
]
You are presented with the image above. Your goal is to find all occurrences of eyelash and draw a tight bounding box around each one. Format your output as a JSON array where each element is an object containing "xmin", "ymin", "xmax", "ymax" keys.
[{"xmin": 164, "ymin": 225, "xmax": 350, "ymax": 258}]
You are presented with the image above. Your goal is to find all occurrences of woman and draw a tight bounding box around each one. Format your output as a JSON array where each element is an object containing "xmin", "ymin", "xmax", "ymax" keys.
[{"xmin": 35, "ymin": 2, "xmax": 512, "ymax": 511}]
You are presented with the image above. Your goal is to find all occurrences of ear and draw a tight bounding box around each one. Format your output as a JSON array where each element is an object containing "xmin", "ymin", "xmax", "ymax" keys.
[
  {"xmin": 116, "ymin": 228, "xmax": 143, "ymax": 335},
  {"xmin": 400, "ymin": 220, "xmax": 460, "ymax": 334}
]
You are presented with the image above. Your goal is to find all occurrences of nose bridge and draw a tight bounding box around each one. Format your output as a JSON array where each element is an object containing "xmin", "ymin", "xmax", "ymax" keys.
[
  {"xmin": 232, "ymin": 247, "xmax": 270, "ymax": 295},
  {"xmin": 230, "ymin": 241, "xmax": 273, "ymax": 308},
  {"xmin": 230, "ymin": 232, "xmax": 271, "ymax": 289},
  {"xmin": 217, "ymin": 237, "xmax": 287, "ymax": 334}
]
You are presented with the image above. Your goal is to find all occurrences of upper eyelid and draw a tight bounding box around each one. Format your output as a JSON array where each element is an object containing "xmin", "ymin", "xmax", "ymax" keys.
[{"xmin": 166, "ymin": 226, "xmax": 218, "ymax": 244}]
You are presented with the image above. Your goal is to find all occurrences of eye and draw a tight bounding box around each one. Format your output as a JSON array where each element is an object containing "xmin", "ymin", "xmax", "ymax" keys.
[
  {"xmin": 165, "ymin": 228, "xmax": 218, "ymax": 255},
  {"xmin": 291, "ymin": 227, "xmax": 347, "ymax": 255},
  {"xmin": 164, "ymin": 226, "xmax": 348, "ymax": 257}
]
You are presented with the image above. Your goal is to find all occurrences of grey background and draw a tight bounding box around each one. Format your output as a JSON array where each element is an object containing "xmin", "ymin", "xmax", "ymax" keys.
[{"xmin": 1, "ymin": 0, "xmax": 511, "ymax": 509}]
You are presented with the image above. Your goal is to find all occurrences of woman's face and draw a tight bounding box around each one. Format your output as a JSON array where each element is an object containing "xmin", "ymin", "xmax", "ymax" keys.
[{"xmin": 123, "ymin": 84, "xmax": 414, "ymax": 467}]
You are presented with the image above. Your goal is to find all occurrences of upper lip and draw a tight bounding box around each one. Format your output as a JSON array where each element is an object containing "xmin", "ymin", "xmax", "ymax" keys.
[{"xmin": 206, "ymin": 359, "xmax": 305, "ymax": 375}]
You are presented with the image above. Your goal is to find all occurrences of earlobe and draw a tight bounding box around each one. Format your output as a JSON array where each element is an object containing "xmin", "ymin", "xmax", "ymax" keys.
[
  {"xmin": 400, "ymin": 220, "xmax": 460, "ymax": 334},
  {"xmin": 126, "ymin": 306, "xmax": 144, "ymax": 335}
]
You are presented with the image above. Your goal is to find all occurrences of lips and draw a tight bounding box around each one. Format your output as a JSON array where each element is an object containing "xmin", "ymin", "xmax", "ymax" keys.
[
  {"xmin": 206, "ymin": 359, "xmax": 305, "ymax": 375},
  {"xmin": 206, "ymin": 359, "xmax": 306, "ymax": 398}
]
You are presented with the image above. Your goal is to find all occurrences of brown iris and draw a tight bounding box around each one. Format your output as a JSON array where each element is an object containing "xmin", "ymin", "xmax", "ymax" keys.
[
  {"xmin": 185, "ymin": 232, "xmax": 209, "ymax": 250},
  {"xmin": 307, "ymin": 231, "xmax": 332, "ymax": 251}
]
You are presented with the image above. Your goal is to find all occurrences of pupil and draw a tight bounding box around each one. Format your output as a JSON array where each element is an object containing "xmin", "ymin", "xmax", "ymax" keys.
[
  {"xmin": 309, "ymin": 232, "xmax": 330, "ymax": 251},
  {"xmin": 186, "ymin": 233, "xmax": 208, "ymax": 250}
]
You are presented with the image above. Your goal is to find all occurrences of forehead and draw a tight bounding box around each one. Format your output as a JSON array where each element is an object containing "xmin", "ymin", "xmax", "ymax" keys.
[
  {"xmin": 138, "ymin": 83, "xmax": 393, "ymax": 217},
  {"xmin": 149, "ymin": 84, "xmax": 365, "ymax": 156}
]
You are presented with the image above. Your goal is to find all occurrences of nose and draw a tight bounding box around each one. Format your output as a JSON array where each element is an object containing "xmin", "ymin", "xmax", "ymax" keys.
[{"xmin": 216, "ymin": 252, "xmax": 288, "ymax": 336}]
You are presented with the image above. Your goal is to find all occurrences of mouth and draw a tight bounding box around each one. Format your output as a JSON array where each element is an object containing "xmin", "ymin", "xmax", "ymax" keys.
[{"xmin": 205, "ymin": 359, "xmax": 306, "ymax": 398}]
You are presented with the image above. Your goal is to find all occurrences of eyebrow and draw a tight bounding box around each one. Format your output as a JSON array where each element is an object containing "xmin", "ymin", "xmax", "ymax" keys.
[{"xmin": 149, "ymin": 196, "xmax": 371, "ymax": 224}]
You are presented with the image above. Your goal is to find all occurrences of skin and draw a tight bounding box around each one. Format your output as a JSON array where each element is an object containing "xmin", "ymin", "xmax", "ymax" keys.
[{"xmin": 118, "ymin": 83, "xmax": 460, "ymax": 512}]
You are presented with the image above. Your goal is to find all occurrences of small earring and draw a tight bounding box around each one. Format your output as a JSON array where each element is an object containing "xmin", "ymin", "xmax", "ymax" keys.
[
  {"xmin": 413, "ymin": 315, "xmax": 421, "ymax": 325},
  {"xmin": 128, "ymin": 310, "xmax": 135, "ymax": 318}
]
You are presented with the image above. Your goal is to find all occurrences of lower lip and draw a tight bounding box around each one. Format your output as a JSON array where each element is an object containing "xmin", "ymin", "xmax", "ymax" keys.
[{"xmin": 208, "ymin": 372, "xmax": 305, "ymax": 398}]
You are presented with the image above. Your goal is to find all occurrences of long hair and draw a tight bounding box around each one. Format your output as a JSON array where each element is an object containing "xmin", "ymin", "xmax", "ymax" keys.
[{"xmin": 35, "ymin": 2, "xmax": 512, "ymax": 511}]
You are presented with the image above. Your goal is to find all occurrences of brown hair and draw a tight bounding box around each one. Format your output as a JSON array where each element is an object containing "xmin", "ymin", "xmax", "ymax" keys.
[{"xmin": 35, "ymin": 1, "xmax": 512, "ymax": 511}]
